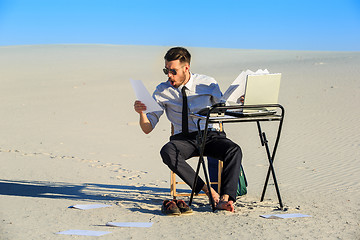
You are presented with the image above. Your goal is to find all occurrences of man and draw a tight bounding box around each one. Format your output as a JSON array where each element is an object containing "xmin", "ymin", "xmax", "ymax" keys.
[{"xmin": 134, "ymin": 47, "xmax": 242, "ymax": 212}]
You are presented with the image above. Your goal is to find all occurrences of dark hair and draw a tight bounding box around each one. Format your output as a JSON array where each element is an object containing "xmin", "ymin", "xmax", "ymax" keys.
[{"xmin": 164, "ymin": 47, "xmax": 191, "ymax": 64}]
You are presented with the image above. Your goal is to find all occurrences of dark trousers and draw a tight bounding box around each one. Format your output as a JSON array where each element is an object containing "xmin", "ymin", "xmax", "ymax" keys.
[{"xmin": 160, "ymin": 131, "xmax": 242, "ymax": 202}]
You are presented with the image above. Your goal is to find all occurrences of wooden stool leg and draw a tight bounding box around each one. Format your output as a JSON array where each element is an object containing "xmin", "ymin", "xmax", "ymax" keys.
[
  {"xmin": 170, "ymin": 171, "xmax": 176, "ymax": 197},
  {"xmin": 169, "ymin": 160, "xmax": 222, "ymax": 197},
  {"xmin": 217, "ymin": 160, "xmax": 223, "ymax": 193}
]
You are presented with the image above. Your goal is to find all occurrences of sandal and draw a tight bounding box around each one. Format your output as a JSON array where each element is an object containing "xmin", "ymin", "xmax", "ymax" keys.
[
  {"xmin": 161, "ymin": 200, "xmax": 181, "ymax": 216},
  {"xmin": 174, "ymin": 199, "xmax": 193, "ymax": 214}
]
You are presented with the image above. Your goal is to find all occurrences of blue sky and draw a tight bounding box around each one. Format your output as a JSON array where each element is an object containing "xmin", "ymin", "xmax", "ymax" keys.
[{"xmin": 0, "ymin": 0, "xmax": 359, "ymax": 51}]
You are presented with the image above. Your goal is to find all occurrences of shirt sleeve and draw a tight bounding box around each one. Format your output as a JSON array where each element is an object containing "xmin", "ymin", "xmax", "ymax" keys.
[
  {"xmin": 146, "ymin": 87, "xmax": 165, "ymax": 129},
  {"xmin": 146, "ymin": 110, "xmax": 163, "ymax": 129},
  {"xmin": 210, "ymin": 78, "xmax": 224, "ymax": 104}
]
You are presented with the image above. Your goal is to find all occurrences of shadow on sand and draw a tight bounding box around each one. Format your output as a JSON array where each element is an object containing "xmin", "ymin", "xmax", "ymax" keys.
[{"xmin": 0, "ymin": 179, "xmax": 207, "ymax": 214}]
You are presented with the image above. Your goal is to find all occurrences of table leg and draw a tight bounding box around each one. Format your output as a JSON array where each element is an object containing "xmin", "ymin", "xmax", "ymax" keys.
[
  {"xmin": 189, "ymin": 155, "xmax": 202, "ymax": 206},
  {"xmin": 189, "ymin": 126, "xmax": 216, "ymax": 211},
  {"xmin": 259, "ymin": 117, "xmax": 284, "ymax": 209},
  {"xmin": 261, "ymin": 132, "xmax": 283, "ymax": 208}
]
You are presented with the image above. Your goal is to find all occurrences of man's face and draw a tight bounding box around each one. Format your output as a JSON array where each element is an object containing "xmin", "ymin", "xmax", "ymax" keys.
[{"xmin": 164, "ymin": 60, "xmax": 190, "ymax": 88}]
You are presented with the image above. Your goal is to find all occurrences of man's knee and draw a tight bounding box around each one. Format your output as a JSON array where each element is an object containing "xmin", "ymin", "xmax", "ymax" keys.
[
  {"xmin": 235, "ymin": 144, "xmax": 242, "ymax": 157},
  {"xmin": 160, "ymin": 145, "xmax": 169, "ymax": 164},
  {"xmin": 160, "ymin": 143, "xmax": 175, "ymax": 166},
  {"xmin": 228, "ymin": 143, "xmax": 242, "ymax": 162}
]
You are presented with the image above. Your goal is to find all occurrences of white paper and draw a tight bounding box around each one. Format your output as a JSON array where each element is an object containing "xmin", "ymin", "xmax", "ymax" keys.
[
  {"xmin": 69, "ymin": 204, "xmax": 112, "ymax": 210},
  {"xmin": 56, "ymin": 230, "xmax": 111, "ymax": 236},
  {"xmin": 130, "ymin": 79, "xmax": 162, "ymax": 113},
  {"xmin": 106, "ymin": 222, "xmax": 154, "ymax": 228},
  {"xmin": 260, "ymin": 213, "xmax": 312, "ymax": 219},
  {"xmin": 222, "ymin": 69, "xmax": 270, "ymax": 105}
]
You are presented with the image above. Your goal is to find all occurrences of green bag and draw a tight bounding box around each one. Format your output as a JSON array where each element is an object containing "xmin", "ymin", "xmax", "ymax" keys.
[
  {"xmin": 237, "ymin": 165, "xmax": 247, "ymax": 196},
  {"xmin": 207, "ymin": 157, "xmax": 247, "ymax": 196}
]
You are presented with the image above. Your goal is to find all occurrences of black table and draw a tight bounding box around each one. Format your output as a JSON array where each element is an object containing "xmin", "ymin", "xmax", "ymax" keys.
[{"xmin": 189, "ymin": 104, "xmax": 285, "ymax": 212}]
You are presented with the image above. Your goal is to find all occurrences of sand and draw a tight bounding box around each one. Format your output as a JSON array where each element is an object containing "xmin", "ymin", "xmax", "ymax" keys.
[{"xmin": 0, "ymin": 44, "xmax": 359, "ymax": 239}]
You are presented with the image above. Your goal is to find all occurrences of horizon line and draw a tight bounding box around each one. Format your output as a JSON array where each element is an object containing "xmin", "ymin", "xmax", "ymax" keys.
[{"xmin": 0, "ymin": 43, "xmax": 359, "ymax": 53}]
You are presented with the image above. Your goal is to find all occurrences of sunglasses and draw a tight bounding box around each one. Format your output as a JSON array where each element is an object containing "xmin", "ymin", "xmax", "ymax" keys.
[
  {"xmin": 163, "ymin": 68, "xmax": 178, "ymax": 75},
  {"xmin": 163, "ymin": 65, "xmax": 185, "ymax": 75}
]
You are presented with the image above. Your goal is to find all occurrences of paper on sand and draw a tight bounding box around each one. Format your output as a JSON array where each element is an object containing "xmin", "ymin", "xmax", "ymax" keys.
[
  {"xmin": 56, "ymin": 230, "xmax": 111, "ymax": 236},
  {"xmin": 106, "ymin": 222, "xmax": 154, "ymax": 228},
  {"xmin": 69, "ymin": 204, "xmax": 112, "ymax": 210},
  {"xmin": 130, "ymin": 79, "xmax": 162, "ymax": 113},
  {"xmin": 260, "ymin": 213, "xmax": 312, "ymax": 219}
]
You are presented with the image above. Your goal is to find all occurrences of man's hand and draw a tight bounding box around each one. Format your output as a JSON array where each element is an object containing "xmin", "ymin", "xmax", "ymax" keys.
[
  {"xmin": 133, "ymin": 100, "xmax": 153, "ymax": 134},
  {"xmin": 134, "ymin": 100, "xmax": 147, "ymax": 114},
  {"xmin": 239, "ymin": 95, "xmax": 245, "ymax": 104}
]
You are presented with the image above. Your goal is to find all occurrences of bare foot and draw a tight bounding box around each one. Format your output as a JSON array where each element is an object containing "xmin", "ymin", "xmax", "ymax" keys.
[
  {"xmin": 209, "ymin": 188, "xmax": 220, "ymax": 206},
  {"xmin": 216, "ymin": 200, "xmax": 235, "ymax": 212},
  {"xmin": 203, "ymin": 187, "xmax": 220, "ymax": 206}
]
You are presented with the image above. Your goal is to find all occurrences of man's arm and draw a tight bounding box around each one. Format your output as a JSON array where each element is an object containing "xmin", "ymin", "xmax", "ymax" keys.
[{"xmin": 134, "ymin": 100, "xmax": 153, "ymax": 134}]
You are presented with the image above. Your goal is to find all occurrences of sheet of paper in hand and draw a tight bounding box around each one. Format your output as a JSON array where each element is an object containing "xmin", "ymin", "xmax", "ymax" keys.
[{"xmin": 130, "ymin": 79, "xmax": 162, "ymax": 113}]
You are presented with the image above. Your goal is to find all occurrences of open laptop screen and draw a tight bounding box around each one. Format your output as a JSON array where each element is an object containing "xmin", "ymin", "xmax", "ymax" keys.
[{"xmin": 243, "ymin": 73, "xmax": 281, "ymax": 111}]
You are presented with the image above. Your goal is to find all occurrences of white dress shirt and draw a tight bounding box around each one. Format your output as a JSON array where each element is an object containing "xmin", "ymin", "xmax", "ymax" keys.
[{"xmin": 147, "ymin": 73, "xmax": 223, "ymax": 135}]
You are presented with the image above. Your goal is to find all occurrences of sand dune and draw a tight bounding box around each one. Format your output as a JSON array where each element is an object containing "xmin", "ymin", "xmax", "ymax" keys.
[{"xmin": 0, "ymin": 45, "xmax": 359, "ymax": 239}]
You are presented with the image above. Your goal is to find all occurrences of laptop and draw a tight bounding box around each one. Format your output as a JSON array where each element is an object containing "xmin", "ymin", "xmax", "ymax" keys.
[
  {"xmin": 197, "ymin": 73, "xmax": 281, "ymax": 117},
  {"xmin": 227, "ymin": 73, "xmax": 281, "ymax": 116}
]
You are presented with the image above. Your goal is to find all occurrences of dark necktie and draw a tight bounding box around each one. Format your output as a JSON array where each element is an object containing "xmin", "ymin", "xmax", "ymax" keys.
[{"xmin": 181, "ymin": 86, "xmax": 189, "ymax": 134}]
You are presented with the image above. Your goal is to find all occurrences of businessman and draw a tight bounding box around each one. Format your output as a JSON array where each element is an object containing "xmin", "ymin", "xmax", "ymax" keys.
[{"xmin": 134, "ymin": 47, "xmax": 242, "ymax": 212}]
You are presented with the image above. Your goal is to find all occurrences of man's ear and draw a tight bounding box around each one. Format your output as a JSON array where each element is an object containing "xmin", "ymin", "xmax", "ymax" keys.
[{"xmin": 185, "ymin": 63, "xmax": 190, "ymax": 72}]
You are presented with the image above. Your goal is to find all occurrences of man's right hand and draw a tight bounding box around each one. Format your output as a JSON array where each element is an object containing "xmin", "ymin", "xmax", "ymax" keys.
[
  {"xmin": 134, "ymin": 100, "xmax": 147, "ymax": 114},
  {"xmin": 133, "ymin": 100, "xmax": 153, "ymax": 134}
]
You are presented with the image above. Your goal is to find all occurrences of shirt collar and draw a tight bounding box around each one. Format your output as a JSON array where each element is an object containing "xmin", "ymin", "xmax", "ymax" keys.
[{"xmin": 182, "ymin": 72, "xmax": 194, "ymax": 91}]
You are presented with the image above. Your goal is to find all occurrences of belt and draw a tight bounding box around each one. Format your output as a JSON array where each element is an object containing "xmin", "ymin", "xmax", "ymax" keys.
[
  {"xmin": 207, "ymin": 127, "xmax": 221, "ymax": 132},
  {"xmin": 171, "ymin": 129, "xmax": 224, "ymax": 141}
]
